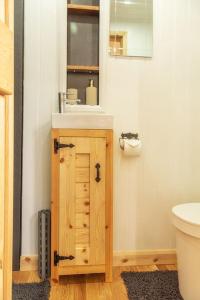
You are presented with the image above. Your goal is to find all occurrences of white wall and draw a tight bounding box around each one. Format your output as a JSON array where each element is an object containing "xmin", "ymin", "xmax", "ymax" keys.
[
  {"xmin": 22, "ymin": 0, "xmax": 62, "ymax": 255},
  {"xmin": 23, "ymin": 0, "xmax": 200, "ymax": 255},
  {"xmin": 101, "ymin": 0, "xmax": 200, "ymax": 251}
]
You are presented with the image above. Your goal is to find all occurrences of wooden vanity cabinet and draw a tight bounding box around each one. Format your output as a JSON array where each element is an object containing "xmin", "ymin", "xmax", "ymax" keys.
[{"xmin": 51, "ymin": 129, "xmax": 113, "ymax": 283}]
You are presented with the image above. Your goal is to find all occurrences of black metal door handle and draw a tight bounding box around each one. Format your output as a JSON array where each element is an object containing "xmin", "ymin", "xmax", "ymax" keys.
[{"xmin": 95, "ymin": 163, "xmax": 101, "ymax": 182}]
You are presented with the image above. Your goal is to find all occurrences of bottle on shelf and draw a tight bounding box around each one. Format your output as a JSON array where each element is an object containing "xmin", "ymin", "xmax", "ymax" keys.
[{"xmin": 86, "ymin": 79, "xmax": 97, "ymax": 105}]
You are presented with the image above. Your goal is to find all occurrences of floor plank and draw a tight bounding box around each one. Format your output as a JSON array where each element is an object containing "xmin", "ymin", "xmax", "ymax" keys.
[{"xmin": 13, "ymin": 265, "xmax": 177, "ymax": 300}]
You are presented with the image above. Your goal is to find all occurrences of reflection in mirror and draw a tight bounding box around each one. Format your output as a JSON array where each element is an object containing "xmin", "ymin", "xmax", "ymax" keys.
[{"xmin": 109, "ymin": 0, "xmax": 153, "ymax": 57}]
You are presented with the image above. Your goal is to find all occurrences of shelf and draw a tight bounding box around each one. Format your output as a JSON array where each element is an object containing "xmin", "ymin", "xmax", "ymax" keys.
[
  {"xmin": 67, "ymin": 65, "xmax": 99, "ymax": 73},
  {"xmin": 67, "ymin": 4, "xmax": 100, "ymax": 15}
]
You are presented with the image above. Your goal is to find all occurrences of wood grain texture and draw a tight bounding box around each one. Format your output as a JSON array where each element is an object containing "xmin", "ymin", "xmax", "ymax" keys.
[
  {"xmin": 4, "ymin": 94, "xmax": 14, "ymax": 300},
  {"xmin": 52, "ymin": 129, "xmax": 112, "ymax": 139},
  {"xmin": 58, "ymin": 265, "xmax": 105, "ymax": 276},
  {"xmin": 105, "ymin": 130, "xmax": 113, "ymax": 282},
  {"xmin": 58, "ymin": 137, "xmax": 106, "ymax": 267},
  {"xmin": 75, "ymin": 246, "xmax": 90, "ymax": 265},
  {"xmin": 76, "ymin": 184, "xmax": 90, "ymax": 200},
  {"xmin": 20, "ymin": 250, "xmax": 177, "ymax": 273},
  {"xmin": 0, "ymin": 21, "xmax": 13, "ymax": 95},
  {"xmin": 76, "ymin": 197, "xmax": 90, "ymax": 213},
  {"xmin": 5, "ymin": 0, "xmax": 14, "ymax": 28},
  {"xmin": 67, "ymin": 65, "xmax": 99, "ymax": 73},
  {"xmin": 0, "ymin": 0, "xmax": 5, "ymax": 22},
  {"xmin": 76, "ymin": 213, "xmax": 90, "ymax": 229},
  {"xmin": 89, "ymin": 138, "xmax": 106, "ymax": 266},
  {"xmin": 76, "ymin": 154, "xmax": 90, "ymax": 168},
  {"xmin": 20, "ymin": 256, "xmax": 38, "ymax": 272},
  {"xmin": 114, "ymin": 250, "xmax": 177, "ymax": 267},
  {"xmin": 59, "ymin": 137, "xmax": 76, "ymax": 267},
  {"xmin": 76, "ymin": 168, "xmax": 90, "ymax": 183},
  {"xmin": 13, "ymin": 265, "xmax": 177, "ymax": 300},
  {"xmin": 51, "ymin": 130, "xmax": 113, "ymax": 282},
  {"xmin": 0, "ymin": 97, "xmax": 5, "ymax": 297},
  {"xmin": 0, "ymin": 1, "xmax": 13, "ymax": 298},
  {"xmin": 67, "ymin": 4, "xmax": 99, "ymax": 16},
  {"xmin": 51, "ymin": 131, "xmax": 59, "ymax": 282},
  {"xmin": 75, "ymin": 228, "xmax": 90, "ymax": 245}
]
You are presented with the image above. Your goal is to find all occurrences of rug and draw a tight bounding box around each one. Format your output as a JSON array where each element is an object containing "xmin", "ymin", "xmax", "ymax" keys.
[
  {"xmin": 12, "ymin": 281, "xmax": 50, "ymax": 300},
  {"xmin": 121, "ymin": 271, "xmax": 183, "ymax": 300}
]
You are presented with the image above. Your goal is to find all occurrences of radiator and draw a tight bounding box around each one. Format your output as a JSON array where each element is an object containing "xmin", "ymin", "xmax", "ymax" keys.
[{"xmin": 38, "ymin": 210, "xmax": 51, "ymax": 280}]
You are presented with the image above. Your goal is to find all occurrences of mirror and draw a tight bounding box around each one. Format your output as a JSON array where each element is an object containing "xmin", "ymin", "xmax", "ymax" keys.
[{"xmin": 109, "ymin": 0, "xmax": 153, "ymax": 57}]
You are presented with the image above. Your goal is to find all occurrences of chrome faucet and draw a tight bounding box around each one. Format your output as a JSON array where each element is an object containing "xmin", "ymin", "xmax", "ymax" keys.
[
  {"xmin": 58, "ymin": 92, "xmax": 65, "ymax": 113},
  {"xmin": 58, "ymin": 92, "xmax": 81, "ymax": 113}
]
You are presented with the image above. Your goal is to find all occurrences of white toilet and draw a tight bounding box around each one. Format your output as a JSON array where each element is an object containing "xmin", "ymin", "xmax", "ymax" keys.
[{"xmin": 172, "ymin": 203, "xmax": 200, "ymax": 300}]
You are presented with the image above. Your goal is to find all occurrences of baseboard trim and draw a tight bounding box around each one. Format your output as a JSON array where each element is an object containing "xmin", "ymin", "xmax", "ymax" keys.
[
  {"xmin": 20, "ymin": 255, "xmax": 38, "ymax": 271},
  {"xmin": 113, "ymin": 249, "xmax": 177, "ymax": 267},
  {"xmin": 20, "ymin": 250, "xmax": 177, "ymax": 271}
]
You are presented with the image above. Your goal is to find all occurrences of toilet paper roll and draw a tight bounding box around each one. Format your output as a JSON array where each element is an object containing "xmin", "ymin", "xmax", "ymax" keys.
[{"xmin": 121, "ymin": 139, "xmax": 142, "ymax": 156}]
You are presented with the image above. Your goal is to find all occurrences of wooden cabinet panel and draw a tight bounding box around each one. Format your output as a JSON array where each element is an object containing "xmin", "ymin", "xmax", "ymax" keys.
[
  {"xmin": 51, "ymin": 129, "xmax": 113, "ymax": 282},
  {"xmin": 0, "ymin": 21, "xmax": 13, "ymax": 95},
  {"xmin": 75, "ymin": 167, "xmax": 90, "ymax": 183},
  {"xmin": 0, "ymin": 97, "xmax": 5, "ymax": 294},
  {"xmin": 76, "ymin": 183, "xmax": 90, "ymax": 199},
  {"xmin": 0, "ymin": 0, "xmax": 14, "ymax": 298},
  {"xmin": 58, "ymin": 137, "xmax": 106, "ymax": 267},
  {"xmin": 76, "ymin": 154, "xmax": 90, "ymax": 167},
  {"xmin": 58, "ymin": 137, "xmax": 76, "ymax": 266},
  {"xmin": 76, "ymin": 213, "xmax": 89, "ymax": 228},
  {"xmin": 76, "ymin": 197, "xmax": 90, "ymax": 213}
]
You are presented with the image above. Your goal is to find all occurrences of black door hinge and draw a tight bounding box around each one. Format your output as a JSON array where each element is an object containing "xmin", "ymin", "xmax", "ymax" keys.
[
  {"xmin": 54, "ymin": 251, "xmax": 75, "ymax": 266},
  {"xmin": 54, "ymin": 139, "xmax": 75, "ymax": 154}
]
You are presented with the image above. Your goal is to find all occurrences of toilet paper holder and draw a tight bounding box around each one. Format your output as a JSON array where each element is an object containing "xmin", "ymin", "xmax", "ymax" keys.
[
  {"xmin": 121, "ymin": 132, "xmax": 139, "ymax": 140},
  {"xmin": 119, "ymin": 132, "xmax": 139, "ymax": 150}
]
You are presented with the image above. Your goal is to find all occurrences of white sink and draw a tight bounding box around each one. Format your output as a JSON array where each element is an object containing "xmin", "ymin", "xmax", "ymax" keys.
[
  {"xmin": 52, "ymin": 113, "xmax": 113, "ymax": 129},
  {"xmin": 64, "ymin": 104, "xmax": 104, "ymax": 113}
]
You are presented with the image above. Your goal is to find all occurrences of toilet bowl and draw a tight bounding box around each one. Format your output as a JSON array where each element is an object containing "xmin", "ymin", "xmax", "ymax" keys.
[{"xmin": 172, "ymin": 203, "xmax": 200, "ymax": 300}]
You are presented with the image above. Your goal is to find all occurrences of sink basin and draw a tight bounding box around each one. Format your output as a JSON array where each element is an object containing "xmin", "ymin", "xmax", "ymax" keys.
[
  {"xmin": 52, "ymin": 113, "xmax": 113, "ymax": 129},
  {"xmin": 64, "ymin": 104, "xmax": 104, "ymax": 113}
]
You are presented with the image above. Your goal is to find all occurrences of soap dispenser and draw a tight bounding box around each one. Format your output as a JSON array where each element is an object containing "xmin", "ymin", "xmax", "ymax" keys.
[{"xmin": 86, "ymin": 79, "xmax": 97, "ymax": 105}]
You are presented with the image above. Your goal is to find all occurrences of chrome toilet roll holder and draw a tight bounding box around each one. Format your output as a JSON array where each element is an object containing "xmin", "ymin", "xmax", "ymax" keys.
[{"xmin": 119, "ymin": 132, "xmax": 139, "ymax": 150}]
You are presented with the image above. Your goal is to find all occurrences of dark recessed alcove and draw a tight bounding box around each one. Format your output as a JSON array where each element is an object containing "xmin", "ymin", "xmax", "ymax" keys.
[
  {"xmin": 68, "ymin": 0, "xmax": 99, "ymax": 5},
  {"xmin": 67, "ymin": 0, "xmax": 99, "ymax": 105},
  {"xmin": 68, "ymin": 73, "xmax": 99, "ymax": 104},
  {"xmin": 67, "ymin": 14, "xmax": 99, "ymax": 66}
]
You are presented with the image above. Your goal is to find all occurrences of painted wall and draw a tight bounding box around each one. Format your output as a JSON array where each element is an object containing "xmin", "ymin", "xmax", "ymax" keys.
[
  {"xmin": 22, "ymin": 0, "xmax": 200, "ymax": 255},
  {"xmin": 100, "ymin": 0, "xmax": 200, "ymax": 251},
  {"xmin": 22, "ymin": 0, "xmax": 64, "ymax": 255}
]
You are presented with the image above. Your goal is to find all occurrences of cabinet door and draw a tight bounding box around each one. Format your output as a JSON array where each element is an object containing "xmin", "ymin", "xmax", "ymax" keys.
[{"xmin": 58, "ymin": 137, "xmax": 106, "ymax": 267}]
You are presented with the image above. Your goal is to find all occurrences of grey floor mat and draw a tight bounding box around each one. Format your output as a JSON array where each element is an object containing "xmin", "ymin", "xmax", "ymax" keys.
[
  {"xmin": 121, "ymin": 271, "xmax": 183, "ymax": 300},
  {"xmin": 13, "ymin": 281, "xmax": 50, "ymax": 300}
]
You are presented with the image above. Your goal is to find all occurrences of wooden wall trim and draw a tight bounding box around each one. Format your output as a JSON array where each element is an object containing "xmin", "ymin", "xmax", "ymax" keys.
[
  {"xmin": 113, "ymin": 249, "xmax": 177, "ymax": 267},
  {"xmin": 20, "ymin": 256, "xmax": 38, "ymax": 271},
  {"xmin": 20, "ymin": 250, "xmax": 177, "ymax": 271}
]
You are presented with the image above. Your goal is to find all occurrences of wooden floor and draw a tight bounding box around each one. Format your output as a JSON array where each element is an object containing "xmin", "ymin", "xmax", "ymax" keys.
[{"xmin": 13, "ymin": 265, "xmax": 177, "ymax": 300}]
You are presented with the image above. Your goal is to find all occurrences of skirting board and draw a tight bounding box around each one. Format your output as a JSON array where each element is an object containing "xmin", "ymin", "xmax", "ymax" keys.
[
  {"xmin": 20, "ymin": 250, "xmax": 177, "ymax": 271},
  {"xmin": 20, "ymin": 255, "xmax": 38, "ymax": 271},
  {"xmin": 113, "ymin": 249, "xmax": 177, "ymax": 267}
]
